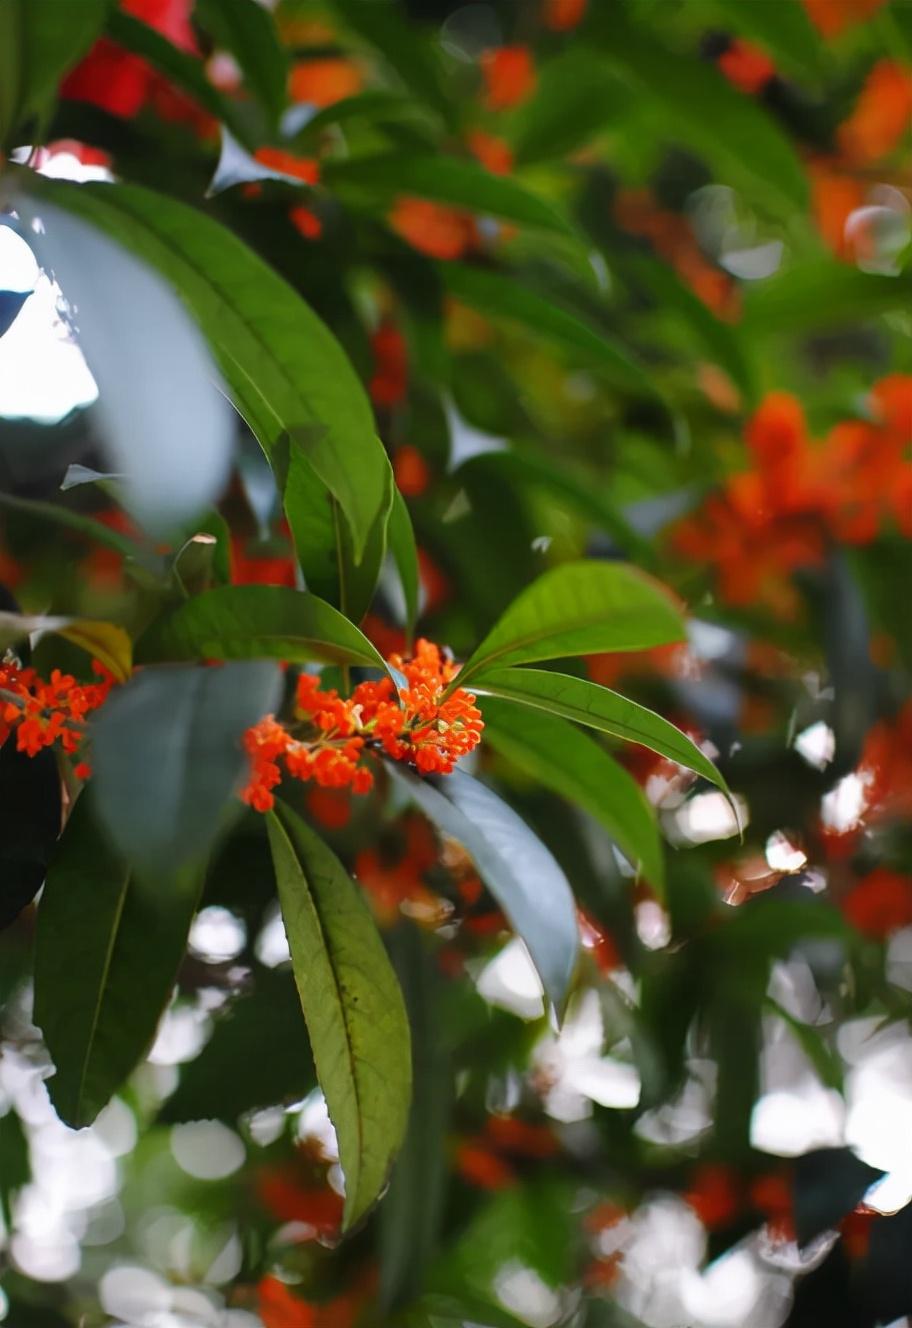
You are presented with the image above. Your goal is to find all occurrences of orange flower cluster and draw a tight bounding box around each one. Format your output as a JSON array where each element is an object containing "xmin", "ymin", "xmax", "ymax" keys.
[
  {"xmin": 240, "ymin": 640, "xmax": 484, "ymax": 813},
  {"xmin": 355, "ymin": 813, "xmax": 444, "ymax": 926},
  {"xmin": 614, "ymin": 189, "xmax": 740, "ymax": 320},
  {"xmin": 0, "ymin": 658, "xmax": 115, "ymax": 773},
  {"xmin": 368, "ymin": 320, "xmax": 408, "ymax": 408},
  {"xmin": 674, "ymin": 377, "xmax": 912, "ymax": 613}
]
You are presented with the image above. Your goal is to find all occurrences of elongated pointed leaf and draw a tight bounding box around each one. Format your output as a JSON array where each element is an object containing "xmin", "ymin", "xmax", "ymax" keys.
[
  {"xmin": 24, "ymin": 176, "xmax": 388, "ymax": 562},
  {"xmin": 0, "ymin": 740, "xmax": 60, "ymax": 931},
  {"xmin": 0, "ymin": 491, "xmax": 143, "ymax": 559},
  {"xmin": 267, "ymin": 803, "xmax": 411, "ymax": 1228},
  {"xmin": 323, "ymin": 154, "xmax": 572, "ymax": 237},
  {"xmin": 481, "ymin": 700, "xmax": 665, "ymax": 892},
  {"xmin": 389, "ymin": 488, "xmax": 419, "ymax": 643},
  {"xmin": 473, "ymin": 667, "xmax": 726, "ymax": 793},
  {"xmin": 136, "ymin": 585, "xmax": 388, "ymax": 671},
  {"xmin": 0, "ymin": 0, "xmax": 108, "ymax": 147},
  {"xmin": 91, "ymin": 661, "xmax": 282, "ymax": 874},
  {"xmin": 195, "ymin": 0, "xmax": 288, "ymax": 124},
  {"xmin": 389, "ymin": 767, "xmax": 579, "ymax": 1012},
  {"xmin": 442, "ymin": 263, "xmax": 654, "ymax": 398},
  {"xmin": 457, "ymin": 561, "xmax": 685, "ymax": 687},
  {"xmin": 34, "ymin": 794, "xmax": 201, "ymax": 1128},
  {"xmin": 331, "ymin": 0, "xmax": 451, "ymax": 123},
  {"xmin": 0, "ymin": 612, "xmax": 131, "ymax": 681}
]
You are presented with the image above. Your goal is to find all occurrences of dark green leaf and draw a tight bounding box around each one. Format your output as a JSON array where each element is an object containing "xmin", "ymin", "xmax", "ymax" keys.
[
  {"xmin": 34, "ymin": 793, "xmax": 201, "ymax": 1128},
  {"xmin": 481, "ymin": 699, "xmax": 665, "ymax": 893},
  {"xmin": 195, "ymin": 0, "xmax": 288, "ymax": 124},
  {"xmin": 267, "ymin": 802, "xmax": 411, "ymax": 1228},
  {"xmin": 91, "ymin": 660, "xmax": 282, "ymax": 874},
  {"xmin": 388, "ymin": 487, "xmax": 419, "ymax": 644},
  {"xmin": 331, "ymin": 0, "xmax": 451, "ymax": 124},
  {"xmin": 0, "ymin": 0, "xmax": 108, "ymax": 147},
  {"xmin": 0, "ymin": 490, "xmax": 143, "ymax": 559},
  {"xmin": 745, "ymin": 261, "xmax": 912, "ymax": 336},
  {"xmin": 514, "ymin": 51, "xmax": 623, "ymax": 165},
  {"xmin": 442, "ymin": 263, "xmax": 655, "ymax": 397},
  {"xmin": 135, "ymin": 584, "xmax": 388, "ymax": 671},
  {"xmin": 473, "ymin": 667, "xmax": 727, "ymax": 793},
  {"xmin": 389, "ymin": 767, "xmax": 579, "ymax": 1012},
  {"xmin": 0, "ymin": 1109, "xmax": 29, "ymax": 1232},
  {"xmin": 457, "ymin": 560, "xmax": 685, "ymax": 687},
  {"xmin": 159, "ymin": 967, "xmax": 315, "ymax": 1123},
  {"xmin": 793, "ymin": 1148, "xmax": 884, "ymax": 1247},
  {"xmin": 0, "ymin": 739, "xmax": 60, "ymax": 931},
  {"xmin": 25, "ymin": 176, "xmax": 389, "ymax": 561},
  {"xmin": 323, "ymin": 153, "xmax": 573, "ymax": 236}
]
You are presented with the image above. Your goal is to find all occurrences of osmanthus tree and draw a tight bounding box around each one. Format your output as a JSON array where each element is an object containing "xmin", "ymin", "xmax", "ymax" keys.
[{"xmin": 1, "ymin": 0, "xmax": 912, "ymax": 1325}]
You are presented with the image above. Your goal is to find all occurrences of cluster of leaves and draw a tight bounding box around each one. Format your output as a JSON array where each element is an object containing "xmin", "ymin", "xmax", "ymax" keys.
[{"xmin": 1, "ymin": 0, "xmax": 912, "ymax": 1326}]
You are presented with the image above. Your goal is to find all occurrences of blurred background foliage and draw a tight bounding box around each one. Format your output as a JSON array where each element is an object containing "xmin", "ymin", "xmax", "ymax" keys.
[{"xmin": 3, "ymin": 0, "xmax": 912, "ymax": 1325}]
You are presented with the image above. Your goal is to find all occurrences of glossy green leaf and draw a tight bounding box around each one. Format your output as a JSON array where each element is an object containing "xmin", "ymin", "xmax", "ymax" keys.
[
  {"xmin": 135, "ymin": 584, "xmax": 388, "ymax": 671},
  {"xmin": 593, "ymin": 7, "xmax": 807, "ymax": 215},
  {"xmin": 481, "ymin": 700, "xmax": 665, "ymax": 892},
  {"xmin": 745, "ymin": 261, "xmax": 912, "ymax": 336},
  {"xmin": 26, "ymin": 176, "xmax": 389, "ymax": 562},
  {"xmin": 473, "ymin": 667, "xmax": 726, "ymax": 793},
  {"xmin": 267, "ymin": 802, "xmax": 411, "ymax": 1228},
  {"xmin": 195, "ymin": 0, "xmax": 288, "ymax": 123},
  {"xmin": 323, "ymin": 153, "xmax": 572, "ymax": 236},
  {"xmin": 159, "ymin": 967, "xmax": 316, "ymax": 1123},
  {"xmin": 388, "ymin": 488, "xmax": 420, "ymax": 643},
  {"xmin": 457, "ymin": 560, "xmax": 685, "ymax": 687},
  {"xmin": 0, "ymin": 0, "xmax": 108, "ymax": 146},
  {"xmin": 91, "ymin": 661, "xmax": 282, "ymax": 874},
  {"xmin": 442, "ymin": 263, "xmax": 655, "ymax": 397},
  {"xmin": 389, "ymin": 767, "xmax": 579, "ymax": 1012},
  {"xmin": 34, "ymin": 793, "xmax": 201, "ymax": 1128}
]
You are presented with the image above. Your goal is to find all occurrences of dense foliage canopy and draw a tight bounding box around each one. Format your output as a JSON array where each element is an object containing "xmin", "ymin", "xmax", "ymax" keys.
[{"xmin": 1, "ymin": 0, "xmax": 912, "ymax": 1325}]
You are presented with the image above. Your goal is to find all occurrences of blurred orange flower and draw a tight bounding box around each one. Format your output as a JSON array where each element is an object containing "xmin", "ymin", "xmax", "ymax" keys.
[
  {"xmin": 480, "ymin": 46, "xmax": 537, "ymax": 111},
  {"xmin": 289, "ymin": 58, "xmax": 362, "ymax": 107},
  {"xmin": 388, "ymin": 197, "xmax": 475, "ymax": 260},
  {"xmin": 838, "ymin": 60, "xmax": 912, "ymax": 162}
]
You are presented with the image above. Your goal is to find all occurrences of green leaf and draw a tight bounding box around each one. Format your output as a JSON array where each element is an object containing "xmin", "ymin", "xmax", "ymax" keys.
[
  {"xmin": 135, "ymin": 584, "xmax": 388, "ymax": 671},
  {"xmin": 745, "ymin": 261, "xmax": 912, "ymax": 336},
  {"xmin": 25, "ymin": 176, "xmax": 389, "ymax": 562},
  {"xmin": 334, "ymin": 465, "xmax": 394, "ymax": 625},
  {"xmin": 708, "ymin": 0, "xmax": 822, "ymax": 81},
  {"xmin": 0, "ymin": 738, "xmax": 60, "ymax": 931},
  {"xmin": 266, "ymin": 802, "xmax": 411, "ymax": 1229},
  {"xmin": 473, "ymin": 667, "xmax": 727, "ymax": 793},
  {"xmin": 457, "ymin": 560, "xmax": 685, "ymax": 688},
  {"xmin": 513, "ymin": 51, "xmax": 624, "ymax": 165},
  {"xmin": 294, "ymin": 90, "xmax": 433, "ymax": 142},
  {"xmin": 91, "ymin": 660, "xmax": 282, "ymax": 874},
  {"xmin": 0, "ymin": 490, "xmax": 143, "ymax": 559},
  {"xmin": 34, "ymin": 793, "xmax": 201, "ymax": 1128},
  {"xmin": 793, "ymin": 1148, "xmax": 884, "ymax": 1248},
  {"xmin": 0, "ymin": 612, "xmax": 132, "ymax": 682},
  {"xmin": 389, "ymin": 767, "xmax": 579, "ymax": 1012},
  {"xmin": 331, "ymin": 0, "xmax": 451, "ymax": 124},
  {"xmin": 0, "ymin": 0, "xmax": 108, "ymax": 147},
  {"xmin": 195, "ymin": 0, "xmax": 288, "ymax": 124},
  {"xmin": 481, "ymin": 700, "xmax": 665, "ymax": 893},
  {"xmin": 593, "ymin": 6, "xmax": 807, "ymax": 215},
  {"xmin": 323, "ymin": 154, "xmax": 573, "ymax": 236},
  {"xmin": 764, "ymin": 998, "xmax": 843, "ymax": 1095},
  {"xmin": 159, "ymin": 967, "xmax": 316, "ymax": 1123},
  {"xmin": 388, "ymin": 488, "xmax": 420, "ymax": 644},
  {"xmin": 106, "ymin": 8, "xmax": 253, "ymax": 146},
  {"xmin": 442, "ymin": 263, "xmax": 655, "ymax": 397}
]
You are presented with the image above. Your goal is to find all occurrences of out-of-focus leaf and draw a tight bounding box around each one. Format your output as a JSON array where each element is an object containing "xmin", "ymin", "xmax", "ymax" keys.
[
  {"xmin": 745, "ymin": 262, "xmax": 912, "ymax": 335},
  {"xmin": 389, "ymin": 766, "xmax": 579, "ymax": 1013},
  {"xmin": 91, "ymin": 660, "xmax": 282, "ymax": 874},
  {"xmin": 207, "ymin": 127, "xmax": 308, "ymax": 196},
  {"xmin": 331, "ymin": 0, "xmax": 451, "ymax": 124},
  {"xmin": 481, "ymin": 699, "xmax": 665, "ymax": 892},
  {"xmin": 388, "ymin": 487, "xmax": 419, "ymax": 643},
  {"xmin": 0, "ymin": 739, "xmax": 60, "ymax": 931},
  {"xmin": 0, "ymin": 0, "xmax": 108, "ymax": 146},
  {"xmin": 106, "ymin": 8, "xmax": 253, "ymax": 146},
  {"xmin": 195, "ymin": 0, "xmax": 288, "ymax": 124},
  {"xmin": 25, "ymin": 177, "xmax": 389, "ymax": 562},
  {"xmin": 592, "ymin": 6, "xmax": 807, "ymax": 215},
  {"xmin": 442, "ymin": 263, "xmax": 655, "ymax": 397},
  {"xmin": 323, "ymin": 153, "xmax": 573, "ymax": 236},
  {"xmin": 136, "ymin": 584, "xmax": 388, "ymax": 671},
  {"xmin": 0, "ymin": 1109, "xmax": 29, "ymax": 1231},
  {"xmin": 765, "ymin": 998, "xmax": 844, "ymax": 1094},
  {"xmin": 708, "ymin": 0, "xmax": 822, "ymax": 79},
  {"xmin": 474, "ymin": 667, "xmax": 727, "ymax": 792},
  {"xmin": 404, "ymin": 1294, "xmax": 529, "ymax": 1328},
  {"xmin": 159, "ymin": 967, "xmax": 315, "ymax": 1123},
  {"xmin": 34, "ymin": 793, "xmax": 201, "ymax": 1128},
  {"xmin": 379, "ymin": 925, "xmax": 451, "ymax": 1310},
  {"xmin": 457, "ymin": 560, "xmax": 685, "ymax": 687},
  {"xmin": 16, "ymin": 194, "xmax": 234, "ymax": 537},
  {"xmin": 793, "ymin": 1148, "xmax": 884, "ymax": 1247},
  {"xmin": 292, "ymin": 90, "xmax": 432, "ymax": 141},
  {"xmin": 60, "ymin": 464, "xmax": 124, "ymax": 490},
  {"xmin": 0, "ymin": 491, "xmax": 142, "ymax": 558},
  {"xmin": 267, "ymin": 802, "xmax": 411, "ymax": 1229},
  {"xmin": 514, "ymin": 50, "xmax": 623, "ymax": 165}
]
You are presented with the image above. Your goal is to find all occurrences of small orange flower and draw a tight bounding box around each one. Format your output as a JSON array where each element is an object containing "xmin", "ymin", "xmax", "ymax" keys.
[
  {"xmin": 388, "ymin": 196, "xmax": 475, "ymax": 260},
  {"xmin": 750, "ymin": 1171, "xmax": 795, "ymax": 1242},
  {"xmin": 480, "ymin": 46, "xmax": 537, "ymax": 111},
  {"xmin": 254, "ymin": 146, "xmax": 321, "ymax": 184},
  {"xmin": 842, "ymin": 867, "xmax": 912, "ymax": 938},
  {"xmin": 393, "ymin": 445, "xmax": 430, "ymax": 498},
  {"xmin": 684, "ymin": 1164, "xmax": 741, "ymax": 1230},
  {"xmin": 809, "ymin": 162, "xmax": 867, "ymax": 259},
  {"xmin": 289, "ymin": 205, "xmax": 323, "ymax": 240},
  {"xmin": 369, "ymin": 321, "xmax": 408, "ymax": 407},
  {"xmin": 542, "ymin": 0, "xmax": 588, "ymax": 30},
  {"xmin": 0, "ymin": 658, "xmax": 114, "ymax": 763},
  {"xmin": 455, "ymin": 1141, "xmax": 516, "ymax": 1189},
  {"xmin": 466, "ymin": 129, "xmax": 514, "ymax": 175},
  {"xmin": 717, "ymin": 39, "xmax": 776, "ymax": 96},
  {"xmin": 289, "ymin": 58, "xmax": 362, "ymax": 107},
  {"xmin": 838, "ymin": 60, "xmax": 912, "ymax": 162}
]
